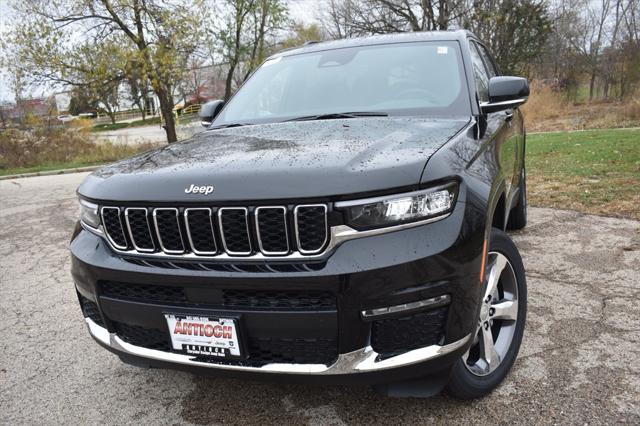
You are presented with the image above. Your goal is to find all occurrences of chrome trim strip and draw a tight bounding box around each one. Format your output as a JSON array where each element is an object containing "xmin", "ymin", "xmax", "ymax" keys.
[
  {"xmin": 294, "ymin": 204, "xmax": 328, "ymax": 255},
  {"xmin": 255, "ymin": 206, "xmax": 289, "ymax": 256},
  {"xmin": 124, "ymin": 208, "xmax": 155, "ymax": 253},
  {"xmin": 184, "ymin": 208, "xmax": 218, "ymax": 255},
  {"xmin": 99, "ymin": 211, "xmax": 451, "ymax": 262},
  {"xmin": 479, "ymin": 98, "xmax": 527, "ymax": 110},
  {"xmin": 334, "ymin": 183, "xmax": 456, "ymax": 208},
  {"xmin": 80, "ymin": 220, "xmax": 104, "ymax": 237},
  {"xmin": 85, "ymin": 318, "xmax": 471, "ymax": 375},
  {"xmin": 361, "ymin": 294, "xmax": 451, "ymax": 319},
  {"xmin": 100, "ymin": 207, "xmax": 128, "ymax": 250},
  {"xmin": 218, "ymin": 207, "xmax": 252, "ymax": 256},
  {"xmin": 152, "ymin": 208, "xmax": 185, "ymax": 254}
]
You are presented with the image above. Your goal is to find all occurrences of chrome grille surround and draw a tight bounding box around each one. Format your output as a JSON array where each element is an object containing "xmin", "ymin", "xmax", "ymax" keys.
[
  {"xmin": 101, "ymin": 207, "xmax": 128, "ymax": 250},
  {"xmin": 294, "ymin": 204, "xmax": 328, "ymax": 255},
  {"xmin": 217, "ymin": 207, "xmax": 252, "ymax": 256},
  {"xmin": 99, "ymin": 204, "xmax": 329, "ymax": 260},
  {"xmin": 184, "ymin": 208, "xmax": 217, "ymax": 255},
  {"xmin": 255, "ymin": 206, "xmax": 289, "ymax": 256},
  {"xmin": 124, "ymin": 208, "xmax": 155, "ymax": 253},
  {"xmin": 152, "ymin": 208, "xmax": 185, "ymax": 254}
]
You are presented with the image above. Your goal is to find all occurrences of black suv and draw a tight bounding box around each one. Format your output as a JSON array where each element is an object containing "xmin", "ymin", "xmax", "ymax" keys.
[{"xmin": 71, "ymin": 30, "xmax": 529, "ymax": 399}]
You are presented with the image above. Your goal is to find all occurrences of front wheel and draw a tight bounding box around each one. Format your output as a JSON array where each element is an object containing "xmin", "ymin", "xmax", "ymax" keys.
[{"xmin": 446, "ymin": 228, "xmax": 527, "ymax": 399}]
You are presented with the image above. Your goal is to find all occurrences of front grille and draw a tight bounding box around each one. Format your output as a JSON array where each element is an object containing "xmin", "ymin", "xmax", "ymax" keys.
[
  {"xmin": 219, "ymin": 208, "xmax": 251, "ymax": 254},
  {"xmin": 223, "ymin": 289, "xmax": 335, "ymax": 310},
  {"xmin": 255, "ymin": 207, "xmax": 288, "ymax": 254},
  {"xmin": 113, "ymin": 321, "xmax": 171, "ymax": 351},
  {"xmin": 112, "ymin": 321, "xmax": 337, "ymax": 366},
  {"xmin": 101, "ymin": 207, "xmax": 127, "ymax": 249},
  {"xmin": 100, "ymin": 204, "xmax": 328, "ymax": 258},
  {"xmin": 100, "ymin": 281, "xmax": 336, "ymax": 311},
  {"xmin": 295, "ymin": 205, "xmax": 328, "ymax": 254},
  {"xmin": 102, "ymin": 281, "xmax": 188, "ymax": 304},
  {"xmin": 371, "ymin": 307, "xmax": 448, "ymax": 359},
  {"xmin": 241, "ymin": 336, "xmax": 337, "ymax": 366},
  {"xmin": 153, "ymin": 208, "xmax": 184, "ymax": 253},
  {"xmin": 125, "ymin": 208, "xmax": 154, "ymax": 251},
  {"xmin": 78, "ymin": 294, "xmax": 104, "ymax": 327},
  {"xmin": 122, "ymin": 257, "xmax": 327, "ymax": 273},
  {"xmin": 185, "ymin": 208, "xmax": 217, "ymax": 254}
]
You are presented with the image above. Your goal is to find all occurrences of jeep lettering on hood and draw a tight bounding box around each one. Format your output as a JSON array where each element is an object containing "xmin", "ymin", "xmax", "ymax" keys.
[{"xmin": 185, "ymin": 184, "xmax": 215, "ymax": 195}]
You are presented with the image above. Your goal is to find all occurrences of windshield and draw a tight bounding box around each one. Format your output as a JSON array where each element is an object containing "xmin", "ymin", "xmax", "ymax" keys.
[{"xmin": 213, "ymin": 41, "xmax": 471, "ymax": 127}]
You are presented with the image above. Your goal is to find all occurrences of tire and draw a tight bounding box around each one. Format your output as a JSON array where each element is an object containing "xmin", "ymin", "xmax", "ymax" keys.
[
  {"xmin": 507, "ymin": 168, "xmax": 527, "ymax": 230},
  {"xmin": 446, "ymin": 228, "xmax": 527, "ymax": 399}
]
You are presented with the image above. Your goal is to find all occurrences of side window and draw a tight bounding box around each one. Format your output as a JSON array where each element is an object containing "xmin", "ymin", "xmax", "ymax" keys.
[
  {"xmin": 477, "ymin": 44, "xmax": 498, "ymax": 77},
  {"xmin": 469, "ymin": 42, "xmax": 490, "ymax": 102}
]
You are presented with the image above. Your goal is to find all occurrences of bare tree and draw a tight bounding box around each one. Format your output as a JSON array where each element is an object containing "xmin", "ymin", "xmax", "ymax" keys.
[
  {"xmin": 319, "ymin": 0, "xmax": 471, "ymax": 37},
  {"xmin": 214, "ymin": 0, "xmax": 288, "ymax": 101}
]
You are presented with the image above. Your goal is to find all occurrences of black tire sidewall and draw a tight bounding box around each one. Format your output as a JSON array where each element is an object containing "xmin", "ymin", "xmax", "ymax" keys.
[
  {"xmin": 507, "ymin": 168, "xmax": 527, "ymax": 230},
  {"xmin": 446, "ymin": 228, "xmax": 527, "ymax": 399}
]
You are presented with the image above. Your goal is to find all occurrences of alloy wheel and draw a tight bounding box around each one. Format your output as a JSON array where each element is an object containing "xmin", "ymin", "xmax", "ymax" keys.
[{"xmin": 463, "ymin": 251, "xmax": 519, "ymax": 376}]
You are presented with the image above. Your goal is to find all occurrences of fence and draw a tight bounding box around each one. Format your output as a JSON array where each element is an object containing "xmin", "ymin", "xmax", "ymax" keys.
[
  {"xmin": 94, "ymin": 109, "xmax": 158, "ymax": 125},
  {"xmin": 94, "ymin": 103, "xmax": 202, "ymax": 126}
]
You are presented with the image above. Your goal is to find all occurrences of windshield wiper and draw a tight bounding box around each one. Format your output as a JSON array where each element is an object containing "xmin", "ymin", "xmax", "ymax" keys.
[
  {"xmin": 284, "ymin": 111, "xmax": 388, "ymax": 122},
  {"xmin": 209, "ymin": 123, "xmax": 249, "ymax": 129}
]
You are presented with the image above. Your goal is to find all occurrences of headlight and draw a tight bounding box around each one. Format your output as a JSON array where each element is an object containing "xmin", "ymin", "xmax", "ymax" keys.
[
  {"xmin": 336, "ymin": 183, "xmax": 457, "ymax": 230},
  {"xmin": 79, "ymin": 199, "xmax": 100, "ymax": 229}
]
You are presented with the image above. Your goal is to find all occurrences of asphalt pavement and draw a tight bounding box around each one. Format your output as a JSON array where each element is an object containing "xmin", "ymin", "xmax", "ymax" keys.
[{"xmin": 0, "ymin": 173, "xmax": 639, "ymax": 424}]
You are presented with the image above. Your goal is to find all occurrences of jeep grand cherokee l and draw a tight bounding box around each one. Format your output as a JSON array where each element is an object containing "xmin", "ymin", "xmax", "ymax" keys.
[{"xmin": 70, "ymin": 30, "xmax": 529, "ymax": 399}]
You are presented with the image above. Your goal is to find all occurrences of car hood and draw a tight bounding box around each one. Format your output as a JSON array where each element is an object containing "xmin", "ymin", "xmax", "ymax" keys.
[{"xmin": 79, "ymin": 117, "xmax": 469, "ymax": 202}]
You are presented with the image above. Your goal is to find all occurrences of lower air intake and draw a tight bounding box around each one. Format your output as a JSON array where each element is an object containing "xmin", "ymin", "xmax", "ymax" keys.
[{"xmin": 371, "ymin": 307, "xmax": 448, "ymax": 359}]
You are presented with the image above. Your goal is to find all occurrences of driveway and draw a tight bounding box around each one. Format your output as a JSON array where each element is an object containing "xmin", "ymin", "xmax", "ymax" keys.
[
  {"xmin": 1, "ymin": 173, "xmax": 638, "ymax": 424},
  {"xmin": 91, "ymin": 122, "xmax": 204, "ymax": 145}
]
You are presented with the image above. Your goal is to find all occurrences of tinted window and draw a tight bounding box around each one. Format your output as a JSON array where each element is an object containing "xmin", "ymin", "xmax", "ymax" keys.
[
  {"xmin": 214, "ymin": 41, "xmax": 471, "ymax": 126},
  {"xmin": 469, "ymin": 42, "xmax": 490, "ymax": 102},
  {"xmin": 477, "ymin": 43, "xmax": 498, "ymax": 77}
]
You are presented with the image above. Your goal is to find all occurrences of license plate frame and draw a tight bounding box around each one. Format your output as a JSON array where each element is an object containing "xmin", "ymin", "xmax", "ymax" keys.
[{"xmin": 164, "ymin": 313, "xmax": 244, "ymax": 359}]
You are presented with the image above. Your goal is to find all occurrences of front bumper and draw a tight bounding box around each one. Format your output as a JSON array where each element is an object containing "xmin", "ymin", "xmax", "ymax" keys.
[
  {"xmin": 70, "ymin": 192, "xmax": 485, "ymax": 385},
  {"xmin": 86, "ymin": 317, "xmax": 471, "ymax": 375}
]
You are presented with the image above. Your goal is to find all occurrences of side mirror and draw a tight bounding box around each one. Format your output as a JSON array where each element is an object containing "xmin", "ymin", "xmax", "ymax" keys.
[
  {"xmin": 480, "ymin": 77, "xmax": 529, "ymax": 114},
  {"xmin": 199, "ymin": 100, "xmax": 225, "ymax": 127}
]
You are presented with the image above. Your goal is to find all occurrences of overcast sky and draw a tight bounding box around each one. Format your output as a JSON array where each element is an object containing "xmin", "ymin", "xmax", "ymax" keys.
[
  {"xmin": 0, "ymin": 0, "xmax": 12, "ymax": 103},
  {"xmin": 0, "ymin": 0, "xmax": 323, "ymax": 103}
]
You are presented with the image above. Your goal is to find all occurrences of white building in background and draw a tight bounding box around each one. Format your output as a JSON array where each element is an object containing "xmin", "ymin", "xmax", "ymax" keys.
[{"xmin": 54, "ymin": 92, "xmax": 71, "ymax": 113}]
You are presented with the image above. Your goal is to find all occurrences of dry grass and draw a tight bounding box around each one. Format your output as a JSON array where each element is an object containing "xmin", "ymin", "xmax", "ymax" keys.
[
  {"xmin": 0, "ymin": 123, "xmax": 158, "ymax": 175},
  {"xmin": 522, "ymin": 82, "xmax": 640, "ymax": 133}
]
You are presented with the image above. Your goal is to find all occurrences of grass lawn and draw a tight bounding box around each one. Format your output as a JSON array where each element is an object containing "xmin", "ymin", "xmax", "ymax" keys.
[
  {"xmin": 0, "ymin": 161, "xmax": 109, "ymax": 176},
  {"xmin": 527, "ymin": 128, "xmax": 640, "ymax": 220}
]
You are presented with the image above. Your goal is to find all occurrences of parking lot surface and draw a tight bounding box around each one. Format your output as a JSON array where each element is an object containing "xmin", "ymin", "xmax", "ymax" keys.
[{"xmin": 1, "ymin": 173, "xmax": 639, "ymax": 424}]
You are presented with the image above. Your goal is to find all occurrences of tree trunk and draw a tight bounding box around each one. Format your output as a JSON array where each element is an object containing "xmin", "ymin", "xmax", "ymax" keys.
[
  {"xmin": 156, "ymin": 86, "xmax": 177, "ymax": 143},
  {"xmin": 589, "ymin": 71, "xmax": 596, "ymax": 101},
  {"xmin": 106, "ymin": 109, "xmax": 116, "ymax": 124},
  {"xmin": 224, "ymin": 63, "xmax": 236, "ymax": 101}
]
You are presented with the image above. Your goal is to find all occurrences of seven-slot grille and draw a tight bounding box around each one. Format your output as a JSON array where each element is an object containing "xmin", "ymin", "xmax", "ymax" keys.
[{"xmin": 100, "ymin": 204, "xmax": 328, "ymax": 258}]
